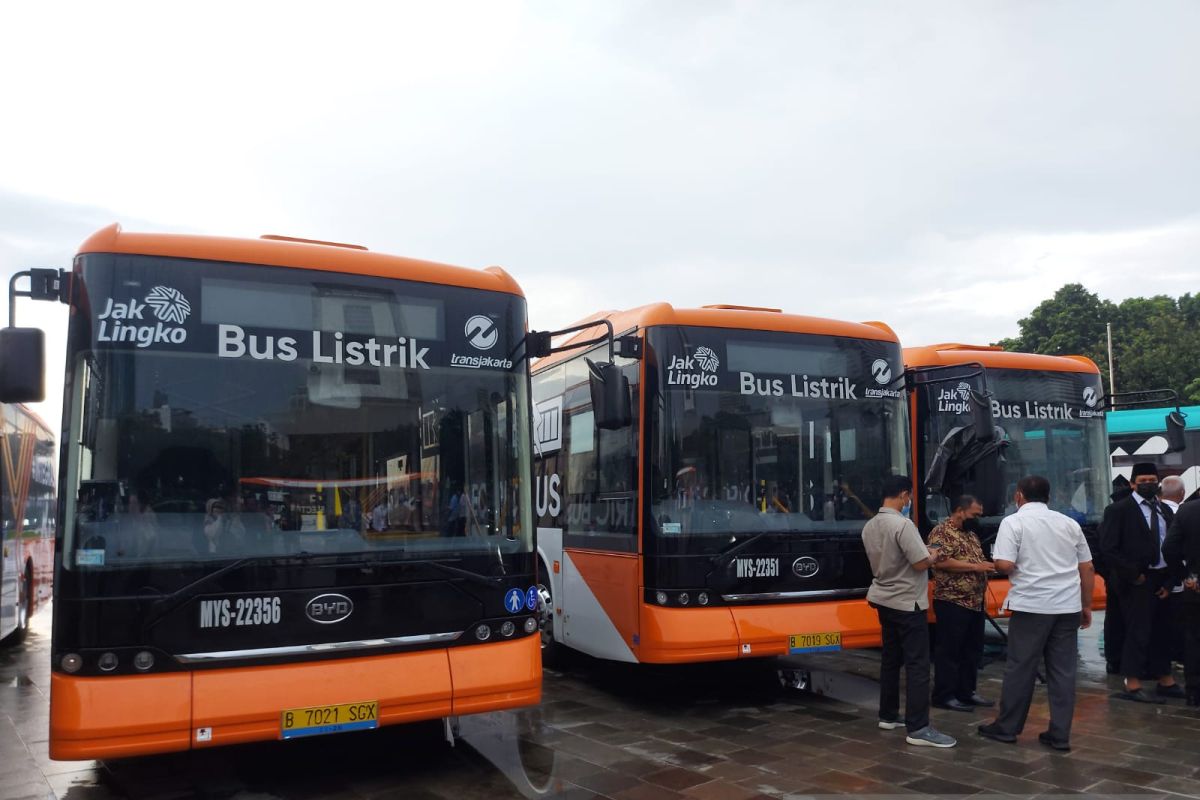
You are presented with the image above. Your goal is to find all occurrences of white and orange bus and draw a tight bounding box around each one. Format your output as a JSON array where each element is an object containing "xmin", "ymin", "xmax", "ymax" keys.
[
  {"xmin": 2, "ymin": 225, "xmax": 541, "ymax": 759},
  {"xmin": 532, "ymin": 304, "xmax": 911, "ymax": 663},
  {"xmin": 904, "ymin": 344, "xmax": 1110, "ymax": 615},
  {"xmin": 0, "ymin": 403, "xmax": 55, "ymax": 646}
]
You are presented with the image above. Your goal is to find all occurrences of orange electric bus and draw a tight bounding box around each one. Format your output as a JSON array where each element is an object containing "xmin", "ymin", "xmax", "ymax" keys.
[
  {"xmin": 904, "ymin": 344, "xmax": 1109, "ymax": 615},
  {"xmin": 531, "ymin": 304, "xmax": 910, "ymax": 663},
  {"xmin": 3, "ymin": 225, "xmax": 540, "ymax": 759}
]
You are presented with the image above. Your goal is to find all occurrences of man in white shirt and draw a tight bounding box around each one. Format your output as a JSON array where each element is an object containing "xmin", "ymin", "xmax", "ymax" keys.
[{"xmin": 978, "ymin": 475, "xmax": 1095, "ymax": 752}]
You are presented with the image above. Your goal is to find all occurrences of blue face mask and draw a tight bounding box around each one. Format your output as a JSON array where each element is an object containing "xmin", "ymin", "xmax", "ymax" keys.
[{"xmin": 901, "ymin": 501, "xmax": 912, "ymax": 517}]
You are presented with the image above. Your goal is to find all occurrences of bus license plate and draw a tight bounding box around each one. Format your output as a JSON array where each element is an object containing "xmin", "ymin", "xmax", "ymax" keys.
[
  {"xmin": 280, "ymin": 701, "xmax": 379, "ymax": 739},
  {"xmin": 788, "ymin": 632, "xmax": 841, "ymax": 654}
]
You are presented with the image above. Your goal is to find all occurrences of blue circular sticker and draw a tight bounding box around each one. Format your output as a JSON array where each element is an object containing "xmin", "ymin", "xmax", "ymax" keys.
[
  {"xmin": 526, "ymin": 586, "xmax": 539, "ymax": 611},
  {"xmin": 504, "ymin": 588, "xmax": 525, "ymax": 614}
]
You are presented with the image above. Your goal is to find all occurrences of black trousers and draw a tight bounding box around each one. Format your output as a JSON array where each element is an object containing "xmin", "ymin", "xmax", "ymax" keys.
[
  {"xmin": 993, "ymin": 611, "xmax": 1080, "ymax": 742},
  {"xmin": 876, "ymin": 604, "xmax": 930, "ymax": 733},
  {"xmin": 1103, "ymin": 571, "xmax": 1124, "ymax": 670},
  {"xmin": 933, "ymin": 599, "xmax": 985, "ymax": 704},
  {"xmin": 1115, "ymin": 571, "xmax": 1173, "ymax": 680},
  {"xmin": 1185, "ymin": 601, "xmax": 1200, "ymax": 694}
]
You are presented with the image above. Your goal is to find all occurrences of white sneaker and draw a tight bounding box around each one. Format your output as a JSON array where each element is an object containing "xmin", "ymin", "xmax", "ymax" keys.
[
  {"xmin": 905, "ymin": 725, "xmax": 957, "ymax": 748},
  {"xmin": 878, "ymin": 719, "xmax": 903, "ymax": 730}
]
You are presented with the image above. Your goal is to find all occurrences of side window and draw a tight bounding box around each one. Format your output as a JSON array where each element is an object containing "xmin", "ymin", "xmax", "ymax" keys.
[{"xmin": 534, "ymin": 350, "xmax": 639, "ymax": 551}]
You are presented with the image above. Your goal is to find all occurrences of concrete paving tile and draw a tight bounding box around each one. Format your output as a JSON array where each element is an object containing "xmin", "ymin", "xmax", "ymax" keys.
[
  {"xmin": 643, "ymin": 766, "xmax": 712, "ymax": 791},
  {"xmin": 612, "ymin": 780, "xmax": 685, "ymax": 800},
  {"xmin": 902, "ymin": 775, "xmax": 984, "ymax": 795},
  {"xmin": 1085, "ymin": 778, "xmax": 1164, "ymax": 794},
  {"xmin": 679, "ymin": 779, "xmax": 763, "ymax": 800},
  {"xmin": 572, "ymin": 768, "xmax": 645, "ymax": 795}
]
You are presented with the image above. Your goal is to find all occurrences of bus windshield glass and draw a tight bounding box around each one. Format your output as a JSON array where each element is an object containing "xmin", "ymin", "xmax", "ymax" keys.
[
  {"xmin": 921, "ymin": 367, "xmax": 1108, "ymax": 527},
  {"xmin": 646, "ymin": 326, "xmax": 909, "ymax": 546},
  {"xmin": 62, "ymin": 254, "xmax": 532, "ymax": 569}
]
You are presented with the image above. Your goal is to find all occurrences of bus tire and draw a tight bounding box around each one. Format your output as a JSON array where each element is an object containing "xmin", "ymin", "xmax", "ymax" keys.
[
  {"xmin": 1, "ymin": 563, "xmax": 32, "ymax": 647},
  {"xmin": 537, "ymin": 562, "xmax": 563, "ymax": 668}
]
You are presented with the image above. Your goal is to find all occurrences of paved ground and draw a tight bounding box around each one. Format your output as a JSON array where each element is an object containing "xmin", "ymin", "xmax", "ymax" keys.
[{"xmin": 3, "ymin": 607, "xmax": 1199, "ymax": 799}]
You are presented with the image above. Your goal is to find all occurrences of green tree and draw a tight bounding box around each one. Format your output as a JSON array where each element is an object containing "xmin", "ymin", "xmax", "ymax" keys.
[{"xmin": 995, "ymin": 285, "xmax": 1200, "ymax": 403}]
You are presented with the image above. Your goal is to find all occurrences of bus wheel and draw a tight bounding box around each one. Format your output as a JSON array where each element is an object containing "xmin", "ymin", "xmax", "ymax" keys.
[
  {"xmin": 536, "ymin": 569, "xmax": 562, "ymax": 667},
  {"xmin": 2, "ymin": 563, "xmax": 31, "ymax": 647}
]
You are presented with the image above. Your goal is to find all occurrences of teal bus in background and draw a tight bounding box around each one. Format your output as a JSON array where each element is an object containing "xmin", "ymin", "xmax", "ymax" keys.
[{"xmin": 1108, "ymin": 404, "xmax": 1200, "ymax": 501}]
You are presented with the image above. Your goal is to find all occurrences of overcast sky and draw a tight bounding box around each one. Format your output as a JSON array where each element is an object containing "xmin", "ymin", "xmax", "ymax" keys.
[{"xmin": 2, "ymin": 1, "xmax": 1198, "ymax": 431}]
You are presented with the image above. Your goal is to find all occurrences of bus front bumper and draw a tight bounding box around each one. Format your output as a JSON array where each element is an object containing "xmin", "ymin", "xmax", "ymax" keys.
[
  {"xmin": 638, "ymin": 598, "xmax": 881, "ymax": 664},
  {"xmin": 49, "ymin": 636, "xmax": 540, "ymax": 760}
]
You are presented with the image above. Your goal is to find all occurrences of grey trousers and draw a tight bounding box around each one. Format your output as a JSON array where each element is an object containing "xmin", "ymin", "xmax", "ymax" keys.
[{"xmin": 993, "ymin": 610, "xmax": 1080, "ymax": 742}]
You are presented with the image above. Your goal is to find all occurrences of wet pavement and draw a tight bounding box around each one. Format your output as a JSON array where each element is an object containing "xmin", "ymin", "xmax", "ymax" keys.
[{"xmin": 3, "ymin": 606, "xmax": 1200, "ymax": 799}]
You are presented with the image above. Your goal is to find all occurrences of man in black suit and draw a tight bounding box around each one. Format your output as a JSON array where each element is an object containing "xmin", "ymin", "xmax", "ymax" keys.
[
  {"xmin": 1099, "ymin": 462, "xmax": 1183, "ymax": 702},
  {"xmin": 1164, "ymin": 492, "xmax": 1200, "ymax": 706},
  {"xmin": 1101, "ymin": 476, "xmax": 1133, "ymax": 674}
]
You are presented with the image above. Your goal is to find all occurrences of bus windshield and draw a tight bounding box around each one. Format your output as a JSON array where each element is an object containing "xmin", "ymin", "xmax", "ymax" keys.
[
  {"xmin": 646, "ymin": 326, "xmax": 909, "ymax": 547},
  {"xmin": 63, "ymin": 254, "xmax": 533, "ymax": 569},
  {"xmin": 921, "ymin": 368, "xmax": 1108, "ymax": 528}
]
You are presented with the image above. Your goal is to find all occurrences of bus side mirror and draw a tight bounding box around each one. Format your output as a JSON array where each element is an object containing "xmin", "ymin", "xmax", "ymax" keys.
[
  {"xmin": 587, "ymin": 359, "xmax": 632, "ymax": 430},
  {"xmin": 970, "ymin": 389, "xmax": 995, "ymax": 441},
  {"xmin": 1166, "ymin": 411, "xmax": 1187, "ymax": 453},
  {"xmin": 0, "ymin": 327, "xmax": 45, "ymax": 403}
]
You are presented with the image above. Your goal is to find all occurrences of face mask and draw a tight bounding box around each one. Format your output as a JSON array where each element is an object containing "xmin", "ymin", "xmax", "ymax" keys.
[
  {"xmin": 962, "ymin": 517, "xmax": 981, "ymax": 533},
  {"xmin": 1135, "ymin": 482, "xmax": 1160, "ymax": 499},
  {"xmin": 901, "ymin": 502, "xmax": 912, "ymax": 517}
]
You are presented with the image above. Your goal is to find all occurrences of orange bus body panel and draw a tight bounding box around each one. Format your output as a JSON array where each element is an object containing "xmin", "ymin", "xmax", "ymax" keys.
[
  {"xmin": 903, "ymin": 345, "xmax": 1101, "ymax": 375},
  {"xmin": 50, "ymin": 672, "xmax": 192, "ymax": 760},
  {"xmin": 76, "ymin": 223, "xmax": 524, "ymax": 298},
  {"xmin": 50, "ymin": 639, "xmax": 540, "ymax": 760},
  {"xmin": 449, "ymin": 636, "xmax": 541, "ymax": 716},
  {"xmin": 639, "ymin": 599, "xmax": 882, "ymax": 664}
]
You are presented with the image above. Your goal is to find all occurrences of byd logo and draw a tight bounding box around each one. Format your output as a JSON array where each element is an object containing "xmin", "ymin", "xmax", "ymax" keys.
[
  {"xmin": 792, "ymin": 556, "xmax": 820, "ymax": 578},
  {"xmin": 305, "ymin": 593, "xmax": 353, "ymax": 624}
]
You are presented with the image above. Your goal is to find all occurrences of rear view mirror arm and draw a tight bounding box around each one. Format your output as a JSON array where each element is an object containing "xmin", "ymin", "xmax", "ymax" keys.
[{"xmin": 8, "ymin": 268, "xmax": 70, "ymax": 327}]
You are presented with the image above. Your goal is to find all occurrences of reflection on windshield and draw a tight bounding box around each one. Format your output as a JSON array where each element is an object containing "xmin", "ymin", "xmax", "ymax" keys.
[
  {"xmin": 921, "ymin": 369, "xmax": 1109, "ymax": 529},
  {"xmin": 648, "ymin": 328, "xmax": 909, "ymax": 538},
  {"xmin": 64, "ymin": 256, "xmax": 532, "ymax": 568}
]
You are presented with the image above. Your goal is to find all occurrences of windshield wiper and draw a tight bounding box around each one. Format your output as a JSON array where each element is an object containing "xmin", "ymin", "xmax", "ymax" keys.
[
  {"xmin": 413, "ymin": 559, "xmax": 508, "ymax": 588},
  {"xmin": 142, "ymin": 551, "xmax": 323, "ymax": 631},
  {"xmin": 710, "ymin": 533, "xmax": 772, "ymax": 565}
]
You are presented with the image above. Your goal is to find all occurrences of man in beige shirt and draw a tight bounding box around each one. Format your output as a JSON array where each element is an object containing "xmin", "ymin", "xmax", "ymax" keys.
[{"xmin": 862, "ymin": 475, "xmax": 955, "ymax": 748}]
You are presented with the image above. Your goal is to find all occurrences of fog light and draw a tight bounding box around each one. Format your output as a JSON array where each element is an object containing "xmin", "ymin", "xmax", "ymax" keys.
[
  {"xmin": 523, "ymin": 617, "xmax": 538, "ymax": 634},
  {"xmin": 698, "ymin": 592, "xmax": 709, "ymax": 606},
  {"xmin": 133, "ymin": 651, "xmax": 155, "ymax": 671},
  {"xmin": 655, "ymin": 591, "xmax": 668, "ymax": 605},
  {"xmin": 98, "ymin": 652, "xmax": 118, "ymax": 672},
  {"xmin": 500, "ymin": 621, "xmax": 515, "ymax": 637},
  {"xmin": 678, "ymin": 592, "xmax": 689, "ymax": 606},
  {"xmin": 61, "ymin": 653, "xmax": 82, "ymax": 673},
  {"xmin": 474, "ymin": 624, "xmax": 492, "ymax": 641}
]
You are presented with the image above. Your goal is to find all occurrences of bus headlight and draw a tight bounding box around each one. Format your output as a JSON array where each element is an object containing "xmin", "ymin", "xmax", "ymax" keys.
[
  {"xmin": 698, "ymin": 592, "xmax": 710, "ymax": 606},
  {"xmin": 133, "ymin": 651, "xmax": 155, "ymax": 671},
  {"xmin": 523, "ymin": 617, "xmax": 538, "ymax": 634},
  {"xmin": 655, "ymin": 591, "xmax": 668, "ymax": 605},
  {"xmin": 61, "ymin": 653, "xmax": 82, "ymax": 673},
  {"xmin": 98, "ymin": 652, "xmax": 119, "ymax": 672},
  {"xmin": 500, "ymin": 621, "xmax": 515, "ymax": 637},
  {"xmin": 677, "ymin": 592, "xmax": 690, "ymax": 606},
  {"xmin": 474, "ymin": 624, "xmax": 492, "ymax": 641}
]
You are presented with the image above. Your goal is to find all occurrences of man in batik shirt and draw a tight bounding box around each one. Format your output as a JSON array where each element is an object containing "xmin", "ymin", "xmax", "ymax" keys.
[{"xmin": 930, "ymin": 494, "xmax": 994, "ymax": 712}]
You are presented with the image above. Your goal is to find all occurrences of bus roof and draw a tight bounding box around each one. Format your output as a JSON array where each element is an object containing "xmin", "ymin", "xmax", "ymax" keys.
[
  {"xmin": 535, "ymin": 303, "xmax": 899, "ymax": 371},
  {"xmin": 77, "ymin": 224, "xmax": 524, "ymax": 298},
  {"xmin": 903, "ymin": 343, "xmax": 1100, "ymax": 374},
  {"xmin": 1108, "ymin": 405, "xmax": 1200, "ymax": 435}
]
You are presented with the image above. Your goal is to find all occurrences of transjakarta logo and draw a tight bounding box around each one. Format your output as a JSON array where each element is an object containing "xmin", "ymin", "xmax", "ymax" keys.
[
  {"xmin": 666, "ymin": 347, "xmax": 720, "ymax": 388},
  {"xmin": 465, "ymin": 315, "xmax": 499, "ymax": 350},
  {"xmin": 1083, "ymin": 386, "xmax": 1098, "ymax": 408},
  {"xmin": 871, "ymin": 359, "xmax": 892, "ymax": 385},
  {"xmin": 97, "ymin": 287, "xmax": 192, "ymax": 347}
]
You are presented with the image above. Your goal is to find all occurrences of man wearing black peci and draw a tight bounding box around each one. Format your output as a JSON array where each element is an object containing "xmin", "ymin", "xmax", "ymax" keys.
[{"xmin": 1100, "ymin": 462, "xmax": 1183, "ymax": 702}]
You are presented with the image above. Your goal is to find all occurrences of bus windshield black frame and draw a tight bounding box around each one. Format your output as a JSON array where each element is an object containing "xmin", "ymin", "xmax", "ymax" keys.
[
  {"xmin": 60, "ymin": 254, "xmax": 533, "ymax": 582},
  {"xmin": 644, "ymin": 326, "xmax": 909, "ymax": 556}
]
